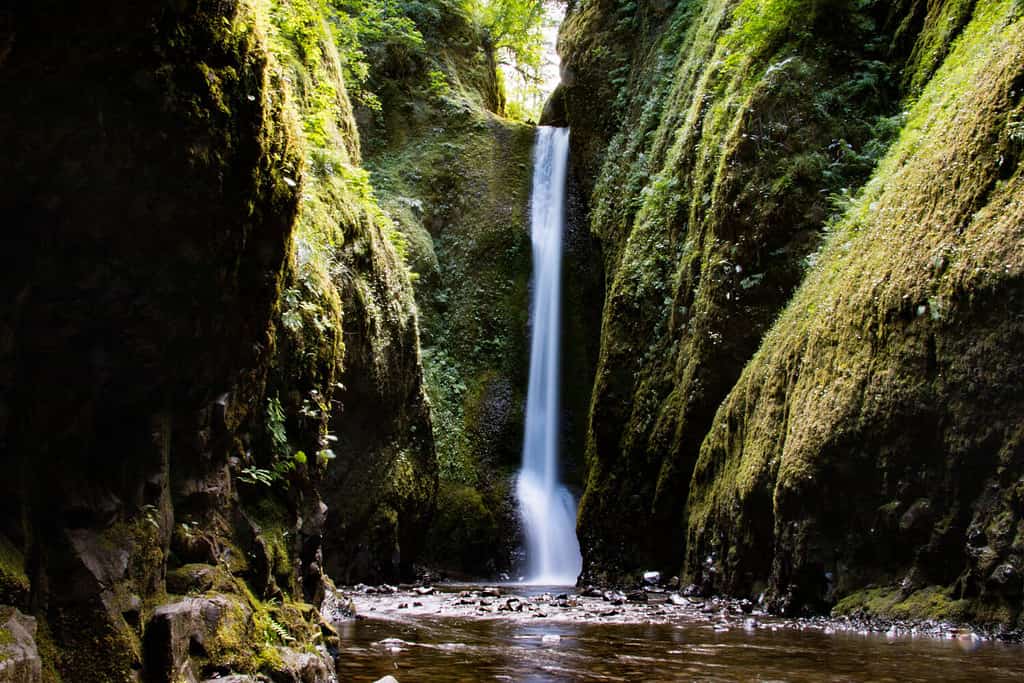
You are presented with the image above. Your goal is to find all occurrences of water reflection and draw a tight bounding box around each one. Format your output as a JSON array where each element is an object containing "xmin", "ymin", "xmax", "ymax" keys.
[{"xmin": 337, "ymin": 610, "xmax": 1024, "ymax": 682}]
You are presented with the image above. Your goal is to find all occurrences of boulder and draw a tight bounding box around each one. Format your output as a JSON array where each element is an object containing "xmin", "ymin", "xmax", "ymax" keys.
[
  {"xmin": 143, "ymin": 596, "xmax": 251, "ymax": 683},
  {"xmin": 166, "ymin": 564, "xmax": 230, "ymax": 595},
  {"xmin": 0, "ymin": 607, "xmax": 42, "ymax": 683},
  {"xmin": 273, "ymin": 645, "xmax": 337, "ymax": 683}
]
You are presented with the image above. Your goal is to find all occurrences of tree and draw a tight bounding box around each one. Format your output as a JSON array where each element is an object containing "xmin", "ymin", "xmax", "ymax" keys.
[{"xmin": 471, "ymin": 0, "xmax": 546, "ymax": 85}]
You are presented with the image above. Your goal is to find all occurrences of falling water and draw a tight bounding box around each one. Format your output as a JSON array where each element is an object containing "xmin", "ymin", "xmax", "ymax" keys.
[{"xmin": 515, "ymin": 126, "xmax": 582, "ymax": 585}]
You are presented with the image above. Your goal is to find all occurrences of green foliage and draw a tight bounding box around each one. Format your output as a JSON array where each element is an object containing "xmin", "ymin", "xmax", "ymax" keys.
[
  {"xmin": 236, "ymin": 397, "xmax": 303, "ymax": 488},
  {"xmin": 263, "ymin": 615, "xmax": 296, "ymax": 644},
  {"xmin": 470, "ymin": 0, "xmax": 545, "ymax": 67},
  {"xmin": 266, "ymin": 396, "xmax": 289, "ymax": 459},
  {"xmin": 316, "ymin": 448, "xmax": 336, "ymax": 468},
  {"xmin": 427, "ymin": 69, "xmax": 451, "ymax": 97},
  {"xmin": 377, "ymin": 0, "xmax": 550, "ymax": 118},
  {"xmin": 270, "ymin": 0, "xmax": 423, "ymax": 110},
  {"xmin": 470, "ymin": 0, "xmax": 549, "ymax": 119},
  {"xmin": 238, "ymin": 466, "xmax": 278, "ymax": 487}
]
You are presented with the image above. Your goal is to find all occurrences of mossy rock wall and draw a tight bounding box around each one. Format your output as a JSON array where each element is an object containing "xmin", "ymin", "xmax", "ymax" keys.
[
  {"xmin": 560, "ymin": 0, "xmax": 1024, "ymax": 626},
  {"xmin": 355, "ymin": 0, "xmax": 604, "ymax": 576},
  {"xmin": 559, "ymin": 0, "xmax": 929, "ymax": 581},
  {"xmin": 685, "ymin": 0, "xmax": 1024, "ymax": 622},
  {"xmin": 0, "ymin": 0, "xmax": 436, "ymax": 676},
  {"xmin": 0, "ymin": 1, "xmax": 302, "ymax": 677},
  {"xmin": 362, "ymin": 69, "xmax": 536, "ymax": 577}
]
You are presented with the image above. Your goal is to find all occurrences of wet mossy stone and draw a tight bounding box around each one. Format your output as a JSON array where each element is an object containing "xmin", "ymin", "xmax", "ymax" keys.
[
  {"xmin": 166, "ymin": 564, "xmax": 234, "ymax": 596},
  {"xmin": 0, "ymin": 607, "xmax": 42, "ymax": 683},
  {"xmin": 684, "ymin": 0, "xmax": 1024, "ymax": 619},
  {"xmin": 424, "ymin": 482, "xmax": 501, "ymax": 577},
  {"xmin": 0, "ymin": 536, "xmax": 29, "ymax": 609}
]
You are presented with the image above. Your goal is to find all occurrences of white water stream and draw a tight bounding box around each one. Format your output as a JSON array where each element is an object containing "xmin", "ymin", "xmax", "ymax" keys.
[{"xmin": 515, "ymin": 126, "xmax": 582, "ymax": 585}]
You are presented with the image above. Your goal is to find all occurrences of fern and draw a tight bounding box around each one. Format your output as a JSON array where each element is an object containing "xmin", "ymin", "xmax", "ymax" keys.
[
  {"xmin": 266, "ymin": 616, "xmax": 295, "ymax": 644},
  {"xmin": 238, "ymin": 466, "xmax": 277, "ymax": 487}
]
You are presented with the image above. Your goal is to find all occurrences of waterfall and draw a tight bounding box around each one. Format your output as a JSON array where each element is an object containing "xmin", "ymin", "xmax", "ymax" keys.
[{"xmin": 515, "ymin": 126, "xmax": 582, "ymax": 585}]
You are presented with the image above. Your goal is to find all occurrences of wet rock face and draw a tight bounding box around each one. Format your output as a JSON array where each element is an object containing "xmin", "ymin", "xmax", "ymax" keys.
[
  {"xmin": 143, "ymin": 596, "xmax": 338, "ymax": 683},
  {"xmin": 320, "ymin": 235, "xmax": 437, "ymax": 584},
  {"xmin": 685, "ymin": 1, "xmax": 1024, "ymax": 621},
  {"xmin": 354, "ymin": 12, "xmax": 547, "ymax": 580},
  {"xmin": 144, "ymin": 597, "xmax": 250, "ymax": 683},
  {"xmin": 276, "ymin": 646, "xmax": 338, "ymax": 683},
  {"xmin": 0, "ymin": 0, "xmax": 440, "ymax": 676},
  {"xmin": 559, "ymin": 0, "xmax": 1024, "ymax": 626},
  {"xmin": 1, "ymin": 0, "xmax": 297, "ymax": 419},
  {"xmin": 0, "ymin": 0, "xmax": 311, "ymax": 678},
  {"xmin": 0, "ymin": 607, "xmax": 42, "ymax": 683}
]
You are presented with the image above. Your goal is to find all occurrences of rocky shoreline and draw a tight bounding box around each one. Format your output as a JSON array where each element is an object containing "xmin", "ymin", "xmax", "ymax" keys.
[{"xmin": 337, "ymin": 583, "xmax": 1024, "ymax": 644}]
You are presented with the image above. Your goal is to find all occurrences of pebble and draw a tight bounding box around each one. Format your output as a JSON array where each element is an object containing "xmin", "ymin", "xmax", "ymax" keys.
[
  {"xmin": 344, "ymin": 586, "xmax": 1008, "ymax": 645},
  {"xmin": 603, "ymin": 591, "xmax": 626, "ymax": 605}
]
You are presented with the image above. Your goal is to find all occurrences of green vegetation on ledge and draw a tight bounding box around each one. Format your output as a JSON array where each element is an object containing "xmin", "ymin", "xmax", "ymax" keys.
[
  {"xmin": 356, "ymin": 0, "xmax": 538, "ymax": 575},
  {"xmin": 559, "ymin": 0, "xmax": 912, "ymax": 582},
  {"xmin": 686, "ymin": 0, "xmax": 1024, "ymax": 622}
]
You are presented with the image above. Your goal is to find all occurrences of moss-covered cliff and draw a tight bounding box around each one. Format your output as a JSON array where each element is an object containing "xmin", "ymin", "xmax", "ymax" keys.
[
  {"xmin": 558, "ymin": 0, "xmax": 913, "ymax": 581},
  {"xmin": 356, "ymin": 0, "xmax": 536, "ymax": 577},
  {"xmin": 352, "ymin": 0, "xmax": 603, "ymax": 577},
  {"xmin": 558, "ymin": 0, "xmax": 1024, "ymax": 627},
  {"xmin": 0, "ymin": 0, "xmax": 435, "ymax": 678},
  {"xmin": 687, "ymin": 0, "xmax": 1024, "ymax": 622}
]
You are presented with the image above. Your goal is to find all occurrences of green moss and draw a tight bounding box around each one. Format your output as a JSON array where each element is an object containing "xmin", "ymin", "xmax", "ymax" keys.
[
  {"xmin": 166, "ymin": 563, "xmax": 236, "ymax": 595},
  {"xmin": 356, "ymin": 54, "xmax": 535, "ymax": 574},
  {"xmin": 256, "ymin": 0, "xmax": 438, "ymax": 585},
  {"xmin": 424, "ymin": 481, "xmax": 502, "ymax": 575},
  {"xmin": 834, "ymin": 586, "xmax": 971, "ymax": 622},
  {"xmin": 203, "ymin": 594, "xmax": 271, "ymax": 673},
  {"xmin": 566, "ymin": 0, "xmax": 906, "ymax": 580},
  {"xmin": 901, "ymin": 0, "xmax": 978, "ymax": 94},
  {"xmin": 33, "ymin": 616, "xmax": 63, "ymax": 683},
  {"xmin": 51, "ymin": 605, "xmax": 140, "ymax": 682},
  {"xmin": 683, "ymin": 0, "xmax": 1024, "ymax": 616},
  {"xmin": 0, "ymin": 535, "xmax": 29, "ymax": 607},
  {"xmin": 247, "ymin": 499, "xmax": 294, "ymax": 591}
]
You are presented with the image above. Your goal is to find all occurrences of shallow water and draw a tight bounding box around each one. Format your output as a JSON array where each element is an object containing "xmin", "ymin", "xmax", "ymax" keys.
[{"xmin": 336, "ymin": 586, "xmax": 1024, "ymax": 682}]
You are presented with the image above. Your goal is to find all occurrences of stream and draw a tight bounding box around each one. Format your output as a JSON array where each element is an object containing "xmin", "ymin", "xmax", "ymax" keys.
[{"xmin": 333, "ymin": 585, "xmax": 1024, "ymax": 682}]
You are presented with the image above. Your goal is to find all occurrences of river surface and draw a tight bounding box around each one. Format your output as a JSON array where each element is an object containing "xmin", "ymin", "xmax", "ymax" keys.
[{"xmin": 333, "ymin": 585, "xmax": 1024, "ymax": 682}]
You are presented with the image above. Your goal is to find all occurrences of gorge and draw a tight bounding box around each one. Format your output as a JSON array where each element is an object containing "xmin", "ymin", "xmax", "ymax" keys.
[{"xmin": 0, "ymin": 0, "xmax": 1023, "ymax": 680}]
